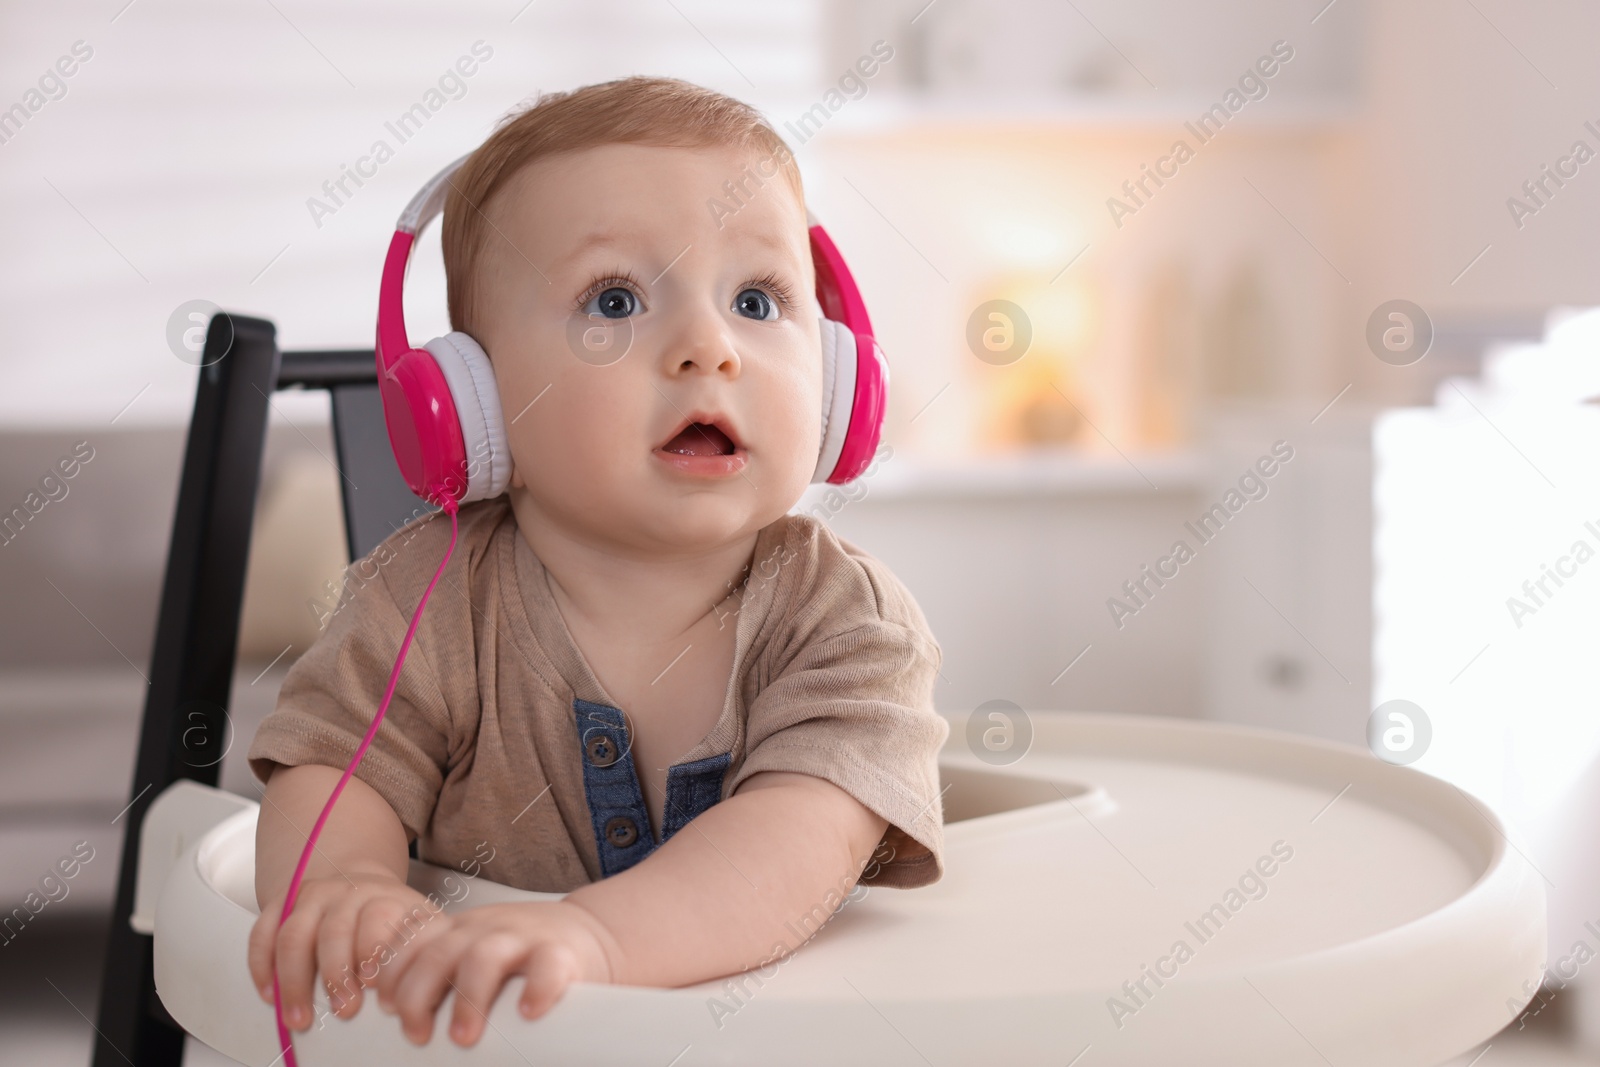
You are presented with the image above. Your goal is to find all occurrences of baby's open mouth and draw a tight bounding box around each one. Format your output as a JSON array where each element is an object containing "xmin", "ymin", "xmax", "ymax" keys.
[{"xmin": 659, "ymin": 420, "xmax": 737, "ymax": 457}]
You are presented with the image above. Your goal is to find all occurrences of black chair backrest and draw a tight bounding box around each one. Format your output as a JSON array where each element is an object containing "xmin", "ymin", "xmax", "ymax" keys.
[
  {"xmin": 263, "ymin": 346, "xmax": 439, "ymax": 559},
  {"xmin": 328, "ymin": 383, "xmax": 439, "ymax": 560},
  {"xmin": 94, "ymin": 322, "xmax": 436, "ymax": 1067}
]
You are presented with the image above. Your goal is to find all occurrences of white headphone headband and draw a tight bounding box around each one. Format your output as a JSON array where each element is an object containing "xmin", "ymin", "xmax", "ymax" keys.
[{"xmin": 397, "ymin": 154, "xmax": 472, "ymax": 236}]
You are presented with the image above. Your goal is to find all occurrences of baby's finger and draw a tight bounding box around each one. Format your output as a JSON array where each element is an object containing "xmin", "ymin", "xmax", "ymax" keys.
[
  {"xmin": 272, "ymin": 895, "xmax": 330, "ymax": 1031},
  {"xmin": 370, "ymin": 900, "xmax": 451, "ymax": 1012},
  {"xmin": 246, "ymin": 901, "xmax": 285, "ymax": 1001},
  {"xmin": 315, "ymin": 895, "xmax": 364, "ymax": 1018},
  {"xmin": 518, "ymin": 941, "xmax": 580, "ymax": 1022},
  {"xmin": 351, "ymin": 895, "xmax": 412, "ymax": 993},
  {"xmin": 446, "ymin": 932, "xmax": 530, "ymax": 1047},
  {"xmin": 392, "ymin": 928, "xmax": 474, "ymax": 1045}
]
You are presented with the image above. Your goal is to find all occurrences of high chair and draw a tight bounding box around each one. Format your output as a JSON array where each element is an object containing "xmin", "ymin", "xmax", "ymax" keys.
[{"xmin": 93, "ymin": 312, "xmax": 1545, "ymax": 1066}]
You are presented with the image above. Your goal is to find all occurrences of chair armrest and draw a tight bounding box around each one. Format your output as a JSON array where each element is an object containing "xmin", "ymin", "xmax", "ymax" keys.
[{"xmin": 131, "ymin": 780, "xmax": 255, "ymax": 934}]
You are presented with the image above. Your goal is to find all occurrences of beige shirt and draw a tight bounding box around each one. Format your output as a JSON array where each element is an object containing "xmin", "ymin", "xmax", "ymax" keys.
[{"xmin": 246, "ymin": 498, "xmax": 948, "ymax": 893}]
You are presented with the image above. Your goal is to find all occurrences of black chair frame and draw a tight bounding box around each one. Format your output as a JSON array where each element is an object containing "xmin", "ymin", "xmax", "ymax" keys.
[{"xmin": 91, "ymin": 312, "xmax": 420, "ymax": 1066}]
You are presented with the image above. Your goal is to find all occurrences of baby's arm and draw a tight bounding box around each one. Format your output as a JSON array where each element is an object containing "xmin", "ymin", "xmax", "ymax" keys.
[
  {"xmin": 372, "ymin": 770, "xmax": 887, "ymax": 1045},
  {"xmin": 572, "ymin": 771, "xmax": 888, "ymax": 983},
  {"xmin": 248, "ymin": 763, "xmax": 441, "ymax": 1028}
]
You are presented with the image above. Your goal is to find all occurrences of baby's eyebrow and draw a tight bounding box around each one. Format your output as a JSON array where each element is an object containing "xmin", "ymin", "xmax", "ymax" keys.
[
  {"xmin": 549, "ymin": 231, "xmax": 630, "ymax": 273},
  {"xmin": 548, "ymin": 225, "xmax": 806, "ymax": 276},
  {"xmin": 737, "ymin": 229, "xmax": 805, "ymax": 257}
]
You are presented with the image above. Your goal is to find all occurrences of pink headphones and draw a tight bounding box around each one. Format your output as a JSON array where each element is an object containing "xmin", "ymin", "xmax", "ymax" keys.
[{"xmin": 375, "ymin": 153, "xmax": 888, "ymax": 507}]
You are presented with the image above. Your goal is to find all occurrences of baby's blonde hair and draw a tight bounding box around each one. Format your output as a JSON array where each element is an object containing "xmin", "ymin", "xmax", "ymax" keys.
[{"xmin": 442, "ymin": 75, "xmax": 803, "ymax": 337}]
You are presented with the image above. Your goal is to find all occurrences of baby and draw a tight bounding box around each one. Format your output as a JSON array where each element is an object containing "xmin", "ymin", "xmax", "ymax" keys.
[{"xmin": 244, "ymin": 76, "xmax": 948, "ymax": 1048}]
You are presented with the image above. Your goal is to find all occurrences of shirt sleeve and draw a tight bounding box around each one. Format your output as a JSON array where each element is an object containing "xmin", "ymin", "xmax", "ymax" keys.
[
  {"xmin": 245, "ymin": 555, "xmax": 460, "ymax": 842},
  {"xmin": 728, "ymin": 613, "xmax": 949, "ymax": 889}
]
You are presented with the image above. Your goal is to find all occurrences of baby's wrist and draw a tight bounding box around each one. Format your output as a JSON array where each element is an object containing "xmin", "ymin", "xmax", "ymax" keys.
[
  {"xmin": 345, "ymin": 859, "xmax": 408, "ymax": 883},
  {"xmin": 555, "ymin": 898, "xmax": 621, "ymax": 984}
]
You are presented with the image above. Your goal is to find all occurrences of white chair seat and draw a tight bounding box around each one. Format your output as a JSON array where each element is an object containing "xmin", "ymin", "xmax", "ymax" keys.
[{"xmin": 144, "ymin": 711, "xmax": 1544, "ymax": 1066}]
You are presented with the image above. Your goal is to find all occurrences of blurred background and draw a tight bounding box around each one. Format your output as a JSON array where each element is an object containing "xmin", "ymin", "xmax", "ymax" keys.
[{"xmin": 2, "ymin": 0, "xmax": 1598, "ymax": 1063}]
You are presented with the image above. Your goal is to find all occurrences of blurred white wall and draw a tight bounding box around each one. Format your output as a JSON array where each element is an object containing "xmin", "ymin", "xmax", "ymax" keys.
[{"xmin": 0, "ymin": 0, "xmax": 825, "ymax": 424}]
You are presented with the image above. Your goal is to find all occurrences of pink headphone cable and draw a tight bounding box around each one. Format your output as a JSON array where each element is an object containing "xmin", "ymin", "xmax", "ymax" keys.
[{"xmin": 271, "ymin": 499, "xmax": 460, "ymax": 1066}]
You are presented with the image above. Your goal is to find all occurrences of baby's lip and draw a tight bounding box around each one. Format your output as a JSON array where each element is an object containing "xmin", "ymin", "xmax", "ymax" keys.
[{"xmin": 656, "ymin": 411, "xmax": 743, "ymax": 455}]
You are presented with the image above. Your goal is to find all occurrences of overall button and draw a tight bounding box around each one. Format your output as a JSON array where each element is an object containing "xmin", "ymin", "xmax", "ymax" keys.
[
  {"xmin": 585, "ymin": 734, "xmax": 619, "ymax": 767},
  {"xmin": 603, "ymin": 816, "xmax": 639, "ymax": 848}
]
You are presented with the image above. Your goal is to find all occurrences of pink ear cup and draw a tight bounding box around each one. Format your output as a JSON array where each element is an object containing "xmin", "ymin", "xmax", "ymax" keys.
[
  {"xmin": 808, "ymin": 221, "xmax": 888, "ymax": 484},
  {"xmin": 376, "ymin": 347, "xmax": 471, "ymax": 506},
  {"xmin": 376, "ymin": 230, "xmax": 471, "ymax": 506}
]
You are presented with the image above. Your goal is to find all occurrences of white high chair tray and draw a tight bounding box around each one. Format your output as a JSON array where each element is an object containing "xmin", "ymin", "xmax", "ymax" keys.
[{"xmin": 147, "ymin": 711, "xmax": 1544, "ymax": 1066}]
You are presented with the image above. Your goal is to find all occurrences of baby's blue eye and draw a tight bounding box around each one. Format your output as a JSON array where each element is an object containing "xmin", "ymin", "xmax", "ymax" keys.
[
  {"xmin": 585, "ymin": 286, "xmax": 637, "ymax": 319},
  {"xmin": 734, "ymin": 288, "xmax": 777, "ymax": 321}
]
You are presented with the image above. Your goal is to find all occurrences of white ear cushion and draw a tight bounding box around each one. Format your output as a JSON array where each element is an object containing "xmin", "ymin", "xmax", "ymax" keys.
[
  {"xmin": 816, "ymin": 315, "xmax": 837, "ymax": 448},
  {"xmin": 812, "ymin": 318, "xmax": 858, "ymax": 484},
  {"xmin": 423, "ymin": 332, "xmax": 511, "ymax": 503}
]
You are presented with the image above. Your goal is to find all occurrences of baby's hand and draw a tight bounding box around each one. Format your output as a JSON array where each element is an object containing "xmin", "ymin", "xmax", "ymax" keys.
[
  {"xmin": 247, "ymin": 870, "xmax": 438, "ymax": 1031},
  {"xmin": 374, "ymin": 900, "xmax": 615, "ymax": 1047}
]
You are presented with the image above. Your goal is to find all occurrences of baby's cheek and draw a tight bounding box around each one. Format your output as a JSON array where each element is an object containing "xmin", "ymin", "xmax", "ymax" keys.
[
  {"xmin": 768, "ymin": 386, "xmax": 824, "ymax": 489},
  {"xmin": 779, "ymin": 354, "xmax": 825, "ymax": 448},
  {"xmin": 507, "ymin": 407, "xmax": 610, "ymax": 508},
  {"xmin": 780, "ymin": 396, "xmax": 820, "ymax": 455}
]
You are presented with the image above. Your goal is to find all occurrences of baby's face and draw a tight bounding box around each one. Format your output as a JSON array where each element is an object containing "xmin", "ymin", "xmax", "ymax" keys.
[{"xmin": 473, "ymin": 142, "xmax": 822, "ymax": 555}]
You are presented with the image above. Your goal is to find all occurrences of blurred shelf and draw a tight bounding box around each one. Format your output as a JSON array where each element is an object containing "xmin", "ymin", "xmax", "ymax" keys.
[
  {"xmin": 796, "ymin": 93, "xmax": 1360, "ymax": 139},
  {"xmin": 801, "ymin": 448, "xmax": 1206, "ymax": 503}
]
